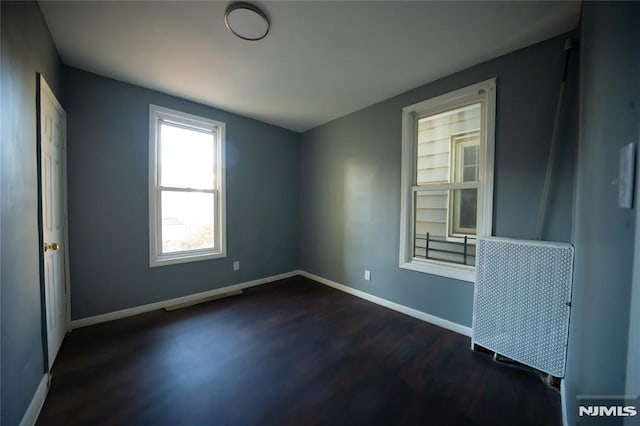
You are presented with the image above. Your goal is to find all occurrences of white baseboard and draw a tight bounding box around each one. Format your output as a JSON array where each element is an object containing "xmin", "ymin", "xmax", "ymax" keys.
[
  {"xmin": 19, "ymin": 373, "xmax": 50, "ymax": 426},
  {"xmin": 71, "ymin": 269, "xmax": 471, "ymax": 338},
  {"xmin": 561, "ymin": 379, "xmax": 568, "ymax": 426},
  {"xmin": 299, "ymin": 270, "xmax": 472, "ymax": 337},
  {"xmin": 70, "ymin": 270, "xmax": 299, "ymax": 329}
]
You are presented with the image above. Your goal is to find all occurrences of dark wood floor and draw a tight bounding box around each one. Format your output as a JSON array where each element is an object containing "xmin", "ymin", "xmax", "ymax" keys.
[{"xmin": 37, "ymin": 276, "xmax": 561, "ymax": 426}]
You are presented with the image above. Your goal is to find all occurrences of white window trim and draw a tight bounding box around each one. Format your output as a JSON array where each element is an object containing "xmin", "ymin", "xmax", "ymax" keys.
[
  {"xmin": 148, "ymin": 104, "xmax": 227, "ymax": 267},
  {"xmin": 399, "ymin": 78, "xmax": 496, "ymax": 282}
]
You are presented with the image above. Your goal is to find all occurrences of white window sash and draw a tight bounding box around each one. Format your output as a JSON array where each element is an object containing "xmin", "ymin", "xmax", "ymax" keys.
[{"xmin": 412, "ymin": 182, "xmax": 479, "ymax": 191}]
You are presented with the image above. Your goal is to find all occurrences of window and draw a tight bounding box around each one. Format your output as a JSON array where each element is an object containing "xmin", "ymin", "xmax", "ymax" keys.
[
  {"xmin": 451, "ymin": 131, "xmax": 480, "ymax": 235},
  {"xmin": 399, "ymin": 79, "xmax": 496, "ymax": 282},
  {"xmin": 149, "ymin": 105, "xmax": 226, "ymax": 267}
]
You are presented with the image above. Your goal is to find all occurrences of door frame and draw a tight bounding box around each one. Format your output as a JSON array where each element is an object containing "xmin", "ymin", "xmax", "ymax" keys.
[{"xmin": 37, "ymin": 73, "xmax": 71, "ymax": 370}]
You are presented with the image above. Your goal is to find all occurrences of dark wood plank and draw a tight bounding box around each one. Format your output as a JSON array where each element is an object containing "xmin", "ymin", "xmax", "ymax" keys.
[{"xmin": 36, "ymin": 277, "xmax": 561, "ymax": 426}]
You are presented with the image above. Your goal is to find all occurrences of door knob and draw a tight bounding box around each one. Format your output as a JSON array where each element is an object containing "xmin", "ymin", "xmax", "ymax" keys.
[{"xmin": 44, "ymin": 242, "xmax": 60, "ymax": 252}]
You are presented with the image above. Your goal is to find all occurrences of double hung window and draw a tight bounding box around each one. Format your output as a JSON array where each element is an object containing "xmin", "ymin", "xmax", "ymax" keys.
[
  {"xmin": 399, "ymin": 80, "xmax": 496, "ymax": 281},
  {"xmin": 149, "ymin": 105, "xmax": 226, "ymax": 267}
]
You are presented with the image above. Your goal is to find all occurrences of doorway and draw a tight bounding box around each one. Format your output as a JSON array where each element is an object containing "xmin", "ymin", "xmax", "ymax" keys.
[{"xmin": 38, "ymin": 74, "xmax": 70, "ymax": 368}]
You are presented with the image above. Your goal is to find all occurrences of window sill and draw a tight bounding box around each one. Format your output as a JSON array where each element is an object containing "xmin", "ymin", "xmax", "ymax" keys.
[
  {"xmin": 150, "ymin": 250, "xmax": 226, "ymax": 268},
  {"xmin": 399, "ymin": 258, "xmax": 476, "ymax": 282}
]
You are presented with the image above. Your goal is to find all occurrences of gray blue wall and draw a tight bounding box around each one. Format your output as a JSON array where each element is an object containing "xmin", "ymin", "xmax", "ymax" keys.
[
  {"xmin": 299, "ymin": 34, "xmax": 578, "ymax": 327},
  {"xmin": 0, "ymin": 2, "xmax": 63, "ymax": 425},
  {"xmin": 64, "ymin": 68, "xmax": 300, "ymax": 320},
  {"xmin": 565, "ymin": 3, "xmax": 640, "ymax": 425}
]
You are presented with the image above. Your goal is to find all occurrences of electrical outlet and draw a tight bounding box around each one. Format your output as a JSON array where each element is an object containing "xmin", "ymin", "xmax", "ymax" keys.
[
  {"xmin": 364, "ymin": 270, "xmax": 371, "ymax": 281},
  {"xmin": 233, "ymin": 261, "xmax": 240, "ymax": 271}
]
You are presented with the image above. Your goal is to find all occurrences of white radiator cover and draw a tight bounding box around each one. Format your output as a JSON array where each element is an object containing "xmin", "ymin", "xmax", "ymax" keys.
[{"xmin": 472, "ymin": 237, "xmax": 574, "ymax": 377}]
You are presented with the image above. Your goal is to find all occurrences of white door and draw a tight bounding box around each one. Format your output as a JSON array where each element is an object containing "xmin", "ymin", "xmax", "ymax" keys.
[{"xmin": 40, "ymin": 75, "xmax": 69, "ymax": 368}]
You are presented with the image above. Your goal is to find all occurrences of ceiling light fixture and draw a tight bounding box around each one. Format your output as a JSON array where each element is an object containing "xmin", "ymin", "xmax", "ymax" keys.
[{"xmin": 224, "ymin": 2, "xmax": 270, "ymax": 41}]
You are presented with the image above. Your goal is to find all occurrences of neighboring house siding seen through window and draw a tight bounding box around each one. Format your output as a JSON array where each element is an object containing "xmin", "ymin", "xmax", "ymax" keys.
[
  {"xmin": 148, "ymin": 105, "xmax": 226, "ymax": 267},
  {"xmin": 399, "ymin": 79, "xmax": 496, "ymax": 282}
]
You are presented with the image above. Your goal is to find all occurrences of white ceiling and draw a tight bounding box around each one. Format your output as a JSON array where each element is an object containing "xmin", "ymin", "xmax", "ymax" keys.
[{"xmin": 39, "ymin": 1, "xmax": 581, "ymax": 132}]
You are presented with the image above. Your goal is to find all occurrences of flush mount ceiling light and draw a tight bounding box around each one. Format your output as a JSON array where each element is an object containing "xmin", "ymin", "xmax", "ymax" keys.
[{"xmin": 224, "ymin": 2, "xmax": 270, "ymax": 41}]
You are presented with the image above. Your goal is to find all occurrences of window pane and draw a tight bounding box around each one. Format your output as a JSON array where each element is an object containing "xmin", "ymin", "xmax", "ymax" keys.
[
  {"xmin": 416, "ymin": 103, "xmax": 481, "ymax": 185},
  {"xmin": 463, "ymin": 145, "xmax": 477, "ymax": 166},
  {"xmin": 415, "ymin": 190, "xmax": 448, "ymax": 238},
  {"xmin": 160, "ymin": 123, "xmax": 215, "ymax": 189},
  {"xmin": 161, "ymin": 191, "xmax": 214, "ymax": 253},
  {"xmin": 414, "ymin": 189, "xmax": 475, "ymax": 266},
  {"xmin": 463, "ymin": 165, "xmax": 477, "ymax": 182},
  {"xmin": 453, "ymin": 188, "xmax": 477, "ymax": 233},
  {"xmin": 462, "ymin": 145, "xmax": 479, "ymax": 182}
]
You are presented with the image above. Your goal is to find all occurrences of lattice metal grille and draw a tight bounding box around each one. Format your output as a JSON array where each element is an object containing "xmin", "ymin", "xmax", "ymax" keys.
[{"xmin": 472, "ymin": 237, "xmax": 574, "ymax": 377}]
